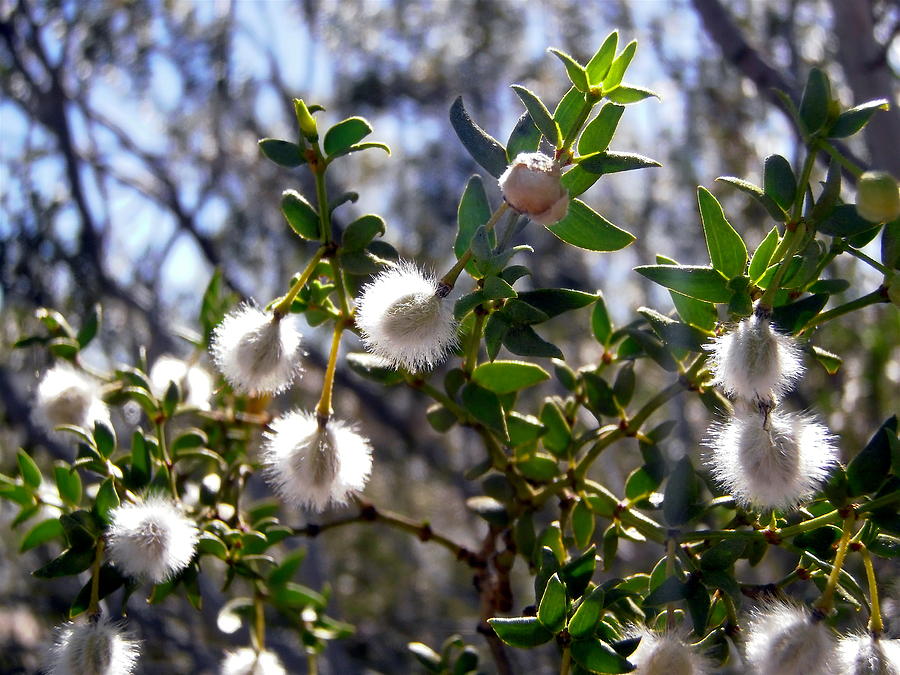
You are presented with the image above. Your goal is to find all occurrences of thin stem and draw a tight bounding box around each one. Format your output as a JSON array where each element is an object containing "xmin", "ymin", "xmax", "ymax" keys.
[
  {"xmin": 306, "ymin": 652, "xmax": 319, "ymax": 675},
  {"xmin": 845, "ymin": 247, "xmax": 893, "ymax": 276},
  {"xmin": 859, "ymin": 544, "xmax": 883, "ymax": 634},
  {"xmin": 819, "ymin": 140, "xmax": 865, "ymax": 178},
  {"xmin": 271, "ymin": 246, "xmax": 327, "ymax": 319},
  {"xmin": 253, "ymin": 592, "xmax": 266, "ymax": 651},
  {"xmin": 156, "ymin": 420, "xmax": 178, "ymax": 500},
  {"xmin": 559, "ymin": 646, "xmax": 572, "ymax": 675},
  {"xmin": 87, "ymin": 538, "xmax": 106, "ymax": 617},
  {"xmin": 313, "ymin": 164, "xmax": 333, "ymax": 244},
  {"xmin": 758, "ymin": 222, "xmax": 807, "ymax": 311},
  {"xmin": 814, "ymin": 514, "xmax": 855, "ymax": 614},
  {"xmin": 665, "ymin": 537, "xmax": 677, "ymax": 630},
  {"xmin": 801, "ymin": 288, "xmax": 887, "ymax": 332},
  {"xmin": 791, "ymin": 149, "xmax": 818, "ymax": 223},
  {"xmin": 465, "ymin": 311, "xmax": 486, "ymax": 375},
  {"xmin": 315, "ymin": 320, "xmax": 345, "ymax": 420},
  {"xmin": 407, "ymin": 377, "xmax": 468, "ymax": 419},
  {"xmin": 439, "ymin": 202, "xmax": 509, "ymax": 290}
]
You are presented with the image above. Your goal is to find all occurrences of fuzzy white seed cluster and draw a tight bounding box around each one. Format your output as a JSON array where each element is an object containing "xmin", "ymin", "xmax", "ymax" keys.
[
  {"xmin": 149, "ymin": 354, "xmax": 214, "ymax": 411},
  {"xmin": 106, "ymin": 497, "xmax": 199, "ymax": 583},
  {"xmin": 36, "ymin": 364, "xmax": 110, "ymax": 433},
  {"xmin": 499, "ymin": 152, "xmax": 570, "ymax": 225},
  {"xmin": 626, "ymin": 627, "xmax": 711, "ymax": 675},
  {"xmin": 355, "ymin": 261, "xmax": 458, "ymax": 372},
  {"xmin": 744, "ymin": 601, "xmax": 836, "ymax": 675},
  {"xmin": 210, "ymin": 303, "xmax": 303, "ymax": 395},
  {"xmin": 262, "ymin": 409, "xmax": 373, "ymax": 511},
  {"xmin": 46, "ymin": 617, "xmax": 139, "ymax": 675},
  {"xmin": 220, "ymin": 647, "xmax": 287, "ymax": 675},
  {"xmin": 703, "ymin": 304, "xmax": 837, "ymax": 511},
  {"xmin": 836, "ymin": 633, "xmax": 900, "ymax": 675}
]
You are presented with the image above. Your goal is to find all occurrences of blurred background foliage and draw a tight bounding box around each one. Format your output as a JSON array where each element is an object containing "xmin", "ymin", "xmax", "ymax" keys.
[{"xmin": 1, "ymin": 0, "xmax": 897, "ymax": 672}]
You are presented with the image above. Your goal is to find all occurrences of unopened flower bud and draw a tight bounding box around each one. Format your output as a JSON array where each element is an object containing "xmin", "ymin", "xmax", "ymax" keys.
[
  {"xmin": 106, "ymin": 497, "xmax": 199, "ymax": 583},
  {"xmin": 262, "ymin": 409, "xmax": 373, "ymax": 512},
  {"xmin": 499, "ymin": 152, "xmax": 569, "ymax": 225},
  {"xmin": 836, "ymin": 633, "xmax": 900, "ymax": 675},
  {"xmin": 293, "ymin": 98, "xmax": 318, "ymax": 142},
  {"xmin": 705, "ymin": 307, "xmax": 804, "ymax": 406},
  {"xmin": 627, "ymin": 627, "xmax": 712, "ymax": 674},
  {"xmin": 47, "ymin": 616, "xmax": 139, "ymax": 675},
  {"xmin": 745, "ymin": 601, "xmax": 837, "ymax": 675},
  {"xmin": 210, "ymin": 304, "xmax": 303, "ymax": 395},
  {"xmin": 36, "ymin": 364, "xmax": 110, "ymax": 432},
  {"xmin": 355, "ymin": 261, "xmax": 457, "ymax": 372},
  {"xmin": 221, "ymin": 647, "xmax": 287, "ymax": 675},
  {"xmin": 704, "ymin": 406, "xmax": 837, "ymax": 511},
  {"xmin": 857, "ymin": 171, "xmax": 900, "ymax": 224}
]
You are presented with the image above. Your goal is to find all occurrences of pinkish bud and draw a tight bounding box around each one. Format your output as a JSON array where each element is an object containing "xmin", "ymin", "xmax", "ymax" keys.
[{"xmin": 499, "ymin": 152, "xmax": 569, "ymax": 225}]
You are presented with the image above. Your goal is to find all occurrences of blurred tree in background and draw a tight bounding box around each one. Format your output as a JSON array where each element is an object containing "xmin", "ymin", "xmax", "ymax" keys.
[{"xmin": 1, "ymin": 0, "xmax": 897, "ymax": 672}]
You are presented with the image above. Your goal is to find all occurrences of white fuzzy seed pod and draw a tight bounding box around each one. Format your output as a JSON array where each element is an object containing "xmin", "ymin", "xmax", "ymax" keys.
[
  {"xmin": 210, "ymin": 304, "xmax": 302, "ymax": 395},
  {"xmin": 498, "ymin": 152, "xmax": 569, "ymax": 225},
  {"xmin": 149, "ymin": 355, "xmax": 214, "ymax": 411},
  {"xmin": 705, "ymin": 309, "xmax": 804, "ymax": 406},
  {"xmin": 627, "ymin": 627, "xmax": 712, "ymax": 675},
  {"xmin": 220, "ymin": 647, "xmax": 287, "ymax": 675},
  {"xmin": 355, "ymin": 261, "xmax": 457, "ymax": 372},
  {"xmin": 36, "ymin": 364, "xmax": 110, "ymax": 432},
  {"xmin": 106, "ymin": 497, "xmax": 199, "ymax": 583},
  {"xmin": 836, "ymin": 633, "xmax": 900, "ymax": 675},
  {"xmin": 744, "ymin": 601, "xmax": 838, "ymax": 675},
  {"xmin": 262, "ymin": 409, "xmax": 373, "ymax": 512},
  {"xmin": 47, "ymin": 617, "xmax": 139, "ymax": 675},
  {"xmin": 704, "ymin": 406, "xmax": 838, "ymax": 511}
]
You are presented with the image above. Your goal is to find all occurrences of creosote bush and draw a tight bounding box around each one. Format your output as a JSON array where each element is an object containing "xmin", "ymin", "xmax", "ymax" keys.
[{"xmin": 4, "ymin": 32, "xmax": 900, "ymax": 675}]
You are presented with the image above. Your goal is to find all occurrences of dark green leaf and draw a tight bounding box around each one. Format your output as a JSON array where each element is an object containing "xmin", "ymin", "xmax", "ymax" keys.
[
  {"xmin": 409, "ymin": 642, "xmax": 442, "ymax": 672},
  {"xmin": 847, "ymin": 416, "xmax": 897, "ymax": 496},
  {"xmin": 517, "ymin": 454, "xmax": 559, "ymax": 482},
  {"xmin": 884, "ymin": 221, "xmax": 900, "ymax": 270},
  {"xmin": 426, "ymin": 404, "xmax": 457, "ymax": 432},
  {"xmin": 624, "ymin": 467, "xmax": 658, "ymax": 501},
  {"xmin": 684, "ymin": 574, "xmax": 710, "ymax": 632},
  {"xmin": 21, "ymin": 517, "xmax": 64, "ymax": 552},
  {"xmin": 511, "ymin": 85, "xmax": 561, "ymax": 147},
  {"xmin": 605, "ymin": 84, "xmax": 658, "ymax": 104},
  {"xmin": 602, "ymin": 40, "xmax": 637, "ymax": 93},
  {"xmin": 582, "ymin": 372, "xmax": 618, "ymax": 417},
  {"xmin": 591, "ymin": 294, "xmax": 612, "ymax": 345},
  {"xmin": 54, "ymin": 464, "xmax": 82, "ymax": 506},
  {"xmin": 33, "ymin": 546, "xmax": 95, "ymax": 578},
  {"xmin": 483, "ymin": 275, "xmax": 517, "ymax": 300},
  {"xmin": 572, "ymin": 500, "xmax": 596, "ymax": 550},
  {"xmin": 818, "ymin": 204, "xmax": 879, "ymax": 238},
  {"xmin": 586, "ymin": 32, "xmax": 618, "ymax": 84},
  {"xmin": 700, "ymin": 539, "xmax": 747, "ymax": 571},
  {"xmin": 461, "ymin": 383, "xmax": 508, "ymax": 438},
  {"xmin": 799, "ymin": 68, "xmax": 831, "ymax": 134},
  {"xmin": 48, "ymin": 337, "xmax": 79, "ymax": 359},
  {"xmin": 93, "ymin": 420, "xmax": 116, "ymax": 459},
  {"xmin": 716, "ymin": 176, "xmax": 787, "ymax": 222},
  {"xmin": 578, "ymin": 103, "xmax": 624, "ymax": 155},
  {"xmin": 613, "ymin": 363, "xmax": 635, "ymax": 406},
  {"xmin": 518, "ymin": 289, "xmax": 598, "ymax": 318},
  {"xmin": 197, "ymin": 532, "xmax": 228, "ymax": 559},
  {"xmin": 570, "ymin": 639, "xmax": 634, "ymax": 673},
  {"xmin": 328, "ymin": 141, "xmax": 390, "ymax": 158},
  {"xmin": 129, "ymin": 431, "xmax": 151, "ymax": 489},
  {"xmin": 561, "ymin": 165, "xmax": 602, "ymax": 197},
  {"xmin": 748, "ymin": 227, "xmax": 780, "ymax": 282},
  {"xmin": 281, "ymin": 190, "xmax": 321, "ymax": 240},
  {"xmin": 644, "ymin": 575, "xmax": 688, "ymax": 605},
  {"xmin": 93, "ymin": 478, "xmax": 119, "ymax": 524},
  {"xmin": 697, "ymin": 187, "xmax": 747, "ymax": 278},
  {"xmin": 456, "ymin": 175, "xmax": 492, "ymax": 266},
  {"xmin": 488, "ymin": 617, "xmax": 553, "ymax": 648},
  {"xmin": 549, "ymin": 49, "xmax": 588, "ymax": 92},
  {"xmin": 764, "ymin": 155, "xmax": 797, "ymax": 212},
  {"xmin": 663, "ymin": 456, "xmax": 703, "ymax": 527},
  {"xmin": 811, "ymin": 159, "xmax": 842, "ymax": 222},
  {"xmin": 258, "ymin": 139, "xmax": 305, "ymax": 167},
  {"xmin": 268, "ymin": 549, "xmax": 306, "ymax": 587},
  {"xmin": 323, "ymin": 117, "xmax": 372, "ymax": 156},
  {"xmin": 537, "ymin": 573, "xmax": 567, "ymax": 632},
  {"xmin": 17, "ymin": 451, "xmax": 41, "ymax": 489},
  {"xmin": 554, "ymin": 87, "xmax": 588, "ymax": 142},
  {"xmin": 502, "ymin": 325, "xmax": 563, "ymax": 359},
  {"xmin": 578, "ymin": 151, "xmax": 660, "ymax": 175},
  {"xmin": 507, "ymin": 412, "xmax": 545, "ymax": 447},
  {"xmin": 76, "ymin": 304, "xmax": 101, "ymax": 348},
  {"xmin": 449, "ymin": 97, "xmax": 508, "ymax": 178},
  {"xmin": 828, "ymin": 99, "xmax": 890, "ymax": 138},
  {"xmin": 561, "ymin": 545, "xmax": 598, "ymax": 598},
  {"xmin": 635, "ymin": 265, "xmax": 731, "ymax": 303},
  {"xmin": 540, "ymin": 401, "xmax": 571, "ymax": 457},
  {"xmin": 569, "ymin": 585, "xmax": 604, "ymax": 639},
  {"xmin": 70, "ymin": 564, "xmax": 125, "ymax": 618},
  {"xmin": 771, "ymin": 293, "xmax": 829, "ymax": 334},
  {"xmin": 472, "ymin": 360, "xmax": 549, "ymax": 394},
  {"xmin": 345, "ymin": 352, "xmax": 404, "ymax": 385},
  {"xmin": 342, "ymin": 214, "xmax": 385, "ymax": 252},
  {"xmin": 547, "ymin": 199, "xmax": 634, "ymax": 251},
  {"xmin": 172, "ymin": 429, "xmax": 207, "ymax": 453},
  {"xmin": 506, "ymin": 112, "xmax": 541, "ymax": 161}
]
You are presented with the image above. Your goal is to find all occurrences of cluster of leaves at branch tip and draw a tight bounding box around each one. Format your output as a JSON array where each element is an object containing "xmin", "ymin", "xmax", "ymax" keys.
[{"xmin": 4, "ymin": 28, "xmax": 900, "ymax": 675}]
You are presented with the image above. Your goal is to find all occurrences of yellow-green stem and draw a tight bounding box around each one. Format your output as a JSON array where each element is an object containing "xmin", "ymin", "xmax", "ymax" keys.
[
  {"xmin": 846, "ymin": 247, "xmax": 893, "ymax": 276},
  {"xmin": 253, "ymin": 592, "xmax": 266, "ymax": 651},
  {"xmin": 87, "ymin": 538, "xmax": 106, "ymax": 617},
  {"xmin": 801, "ymin": 288, "xmax": 887, "ymax": 332},
  {"xmin": 758, "ymin": 222, "xmax": 807, "ymax": 311},
  {"xmin": 306, "ymin": 652, "xmax": 319, "ymax": 675},
  {"xmin": 465, "ymin": 311, "xmax": 486, "ymax": 374},
  {"xmin": 814, "ymin": 514, "xmax": 855, "ymax": 614},
  {"xmin": 819, "ymin": 140, "xmax": 865, "ymax": 178},
  {"xmin": 315, "ymin": 320, "xmax": 345, "ymax": 420},
  {"xmin": 559, "ymin": 646, "xmax": 572, "ymax": 675},
  {"xmin": 272, "ymin": 246, "xmax": 327, "ymax": 318},
  {"xmin": 313, "ymin": 163, "xmax": 333, "ymax": 244},
  {"xmin": 156, "ymin": 420, "xmax": 178, "ymax": 501},
  {"xmin": 859, "ymin": 544, "xmax": 883, "ymax": 634}
]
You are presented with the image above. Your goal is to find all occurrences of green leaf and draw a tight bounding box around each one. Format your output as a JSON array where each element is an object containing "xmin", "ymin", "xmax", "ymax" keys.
[
  {"xmin": 684, "ymin": 574, "xmax": 710, "ymax": 632},
  {"xmin": 716, "ymin": 176, "xmax": 787, "ymax": 222},
  {"xmin": 582, "ymin": 372, "xmax": 618, "ymax": 417},
  {"xmin": 472, "ymin": 360, "xmax": 549, "ymax": 394},
  {"xmin": 33, "ymin": 546, "xmax": 95, "ymax": 578},
  {"xmin": 409, "ymin": 642, "xmax": 443, "ymax": 672},
  {"xmin": 700, "ymin": 539, "xmax": 747, "ymax": 571},
  {"xmin": 93, "ymin": 420, "xmax": 116, "ymax": 459},
  {"xmin": 93, "ymin": 478, "xmax": 119, "ymax": 524},
  {"xmin": 17, "ymin": 451, "xmax": 41, "ymax": 488},
  {"xmin": 342, "ymin": 214, "xmax": 385, "ymax": 252},
  {"xmin": 748, "ymin": 226, "xmax": 780, "ymax": 282},
  {"xmin": 517, "ymin": 454, "xmax": 559, "ymax": 482},
  {"xmin": 764, "ymin": 155, "xmax": 797, "ymax": 212},
  {"xmin": 502, "ymin": 325, "xmax": 563, "ymax": 359},
  {"xmin": 54, "ymin": 464, "xmax": 82, "ymax": 506},
  {"xmin": 269, "ymin": 549, "xmax": 306, "ymax": 588},
  {"xmin": 129, "ymin": 431, "xmax": 151, "ymax": 490},
  {"xmin": 488, "ymin": 617, "xmax": 553, "ymax": 648},
  {"xmin": 506, "ymin": 112, "xmax": 541, "ymax": 163},
  {"xmin": 847, "ymin": 416, "xmax": 897, "ymax": 496},
  {"xmin": 625, "ymin": 467, "xmax": 658, "ymax": 501},
  {"xmin": 69, "ymin": 563, "xmax": 125, "ymax": 618},
  {"xmin": 591, "ymin": 293, "xmax": 613, "ymax": 345},
  {"xmin": 811, "ymin": 159, "xmax": 843, "ymax": 222},
  {"xmin": 561, "ymin": 544, "xmax": 598, "ymax": 598},
  {"xmin": 569, "ymin": 585, "xmax": 604, "ymax": 639},
  {"xmin": 483, "ymin": 275, "xmax": 517, "ymax": 300},
  {"xmin": 586, "ymin": 32, "xmax": 618, "ymax": 84},
  {"xmin": 578, "ymin": 103, "xmax": 625, "ymax": 157},
  {"xmin": 572, "ymin": 500, "xmax": 596, "ymax": 550},
  {"xmin": 697, "ymin": 187, "xmax": 747, "ymax": 279},
  {"xmin": 883, "ymin": 221, "xmax": 900, "ymax": 270},
  {"xmin": 328, "ymin": 141, "xmax": 390, "ymax": 159},
  {"xmin": 799, "ymin": 68, "xmax": 831, "ymax": 134},
  {"xmin": 540, "ymin": 401, "xmax": 571, "ymax": 457},
  {"xmin": 663, "ymin": 456, "xmax": 703, "ymax": 527},
  {"xmin": 426, "ymin": 404, "xmax": 457, "ymax": 432},
  {"xmin": 324, "ymin": 117, "xmax": 373, "ymax": 156},
  {"xmin": 76, "ymin": 304, "xmax": 101, "ymax": 348},
  {"xmin": 197, "ymin": 532, "xmax": 228, "ymax": 559},
  {"xmin": 258, "ymin": 139, "xmax": 305, "ymax": 167},
  {"xmin": 577, "ymin": 151, "xmax": 660, "ymax": 175},
  {"xmin": 48, "ymin": 337, "xmax": 79, "ymax": 359},
  {"xmin": 281, "ymin": 190, "xmax": 321, "ymax": 240},
  {"xmin": 461, "ymin": 383, "xmax": 508, "ymax": 438},
  {"xmin": 549, "ymin": 49, "xmax": 588, "ymax": 92},
  {"xmin": 449, "ymin": 97, "xmax": 508, "ymax": 178},
  {"xmin": 172, "ymin": 429, "xmax": 208, "ymax": 453},
  {"xmin": 518, "ymin": 288, "xmax": 598, "ymax": 318},
  {"xmin": 811, "ymin": 345, "xmax": 842, "ymax": 375},
  {"xmin": 771, "ymin": 293, "xmax": 829, "ymax": 334},
  {"xmin": 546, "ymin": 199, "xmax": 634, "ymax": 251},
  {"xmin": 456, "ymin": 175, "xmax": 492, "ymax": 265},
  {"xmin": 644, "ymin": 574, "xmax": 689, "ymax": 605},
  {"xmin": 570, "ymin": 639, "xmax": 634, "ymax": 673},
  {"xmin": 602, "ymin": 40, "xmax": 637, "ymax": 93},
  {"xmin": 21, "ymin": 517, "xmax": 64, "ymax": 552},
  {"xmin": 605, "ymin": 84, "xmax": 658, "ymax": 104},
  {"xmin": 635, "ymin": 265, "xmax": 731, "ymax": 303},
  {"xmin": 537, "ymin": 573, "xmax": 567, "ymax": 633},
  {"xmin": 555, "ymin": 87, "xmax": 588, "ymax": 142},
  {"xmin": 828, "ymin": 99, "xmax": 890, "ymax": 138},
  {"xmin": 818, "ymin": 204, "xmax": 878, "ymax": 238},
  {"xmin": 511, "ymin": 85, "xmax": 561, "ymax": 147}
]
